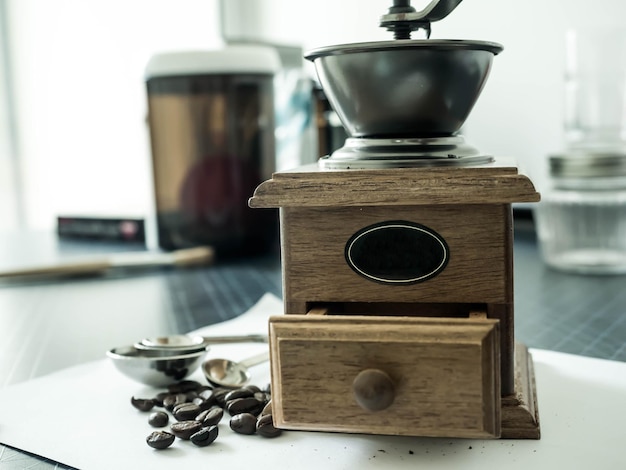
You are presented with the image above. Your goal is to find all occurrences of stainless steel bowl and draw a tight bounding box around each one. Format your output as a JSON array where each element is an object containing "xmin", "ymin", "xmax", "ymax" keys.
[
  {"xmin": 305, "ymin": 40, "xmax": 503, "ymax": 138},
  {"xmin": 107, "ymin": 345, "xmax": 208, "ymax": 387}
]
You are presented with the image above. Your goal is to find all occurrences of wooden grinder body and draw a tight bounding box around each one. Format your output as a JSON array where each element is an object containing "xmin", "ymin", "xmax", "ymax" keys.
[{"xmin": 250, "ymin": 160, "xmax": 541, "ymax": 439}]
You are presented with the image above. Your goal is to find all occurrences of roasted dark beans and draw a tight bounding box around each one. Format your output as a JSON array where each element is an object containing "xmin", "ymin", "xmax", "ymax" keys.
[
  {"xmin": 163, "ymin": 393, "xmax": 187, "ymax": 411},
  {"xmin": 229, "ymin": 412, "xmax": 257, "ymax": 435},
  {"xmin": 131, "ymin": 397, "xmax": 155, "ymax": 411},
  {"xmin": 190, "ymin": 425, "xmax": 219, "ymax": 447},
  {"xmin": 256, "ymin": 414, "xmax": 282, "ymax": 437},
  {"xmin": 197, "ymin": 406, "xmax": 223, "ymax": 427},
  {"xmin": 136, "ymin": 380, "xmax": 281, "ymax": 450},
  {"xmin": 170, "ymin": 420, "xmax": 203, "ymax": 440},
  {"xmin": 226, "ymin": 397, "xmax": 265, "ymax": 416},
  {"xmin": 224, "ymin": 388, "xmax": 254, "ymax": 401},
  {"xmin": 146, "ymin": 431, "xmax": 175, "ymax": 449},
  {"xmin": 212, "ymin": 388, "xmax": 231, "ymax": 407},
  {"xmin": 148, "ymin": 411, "xmax": 169, "ymax": 427},
  {"xmin": 173, "ymin": 403, "xmax": 201, "ymax": 421}
]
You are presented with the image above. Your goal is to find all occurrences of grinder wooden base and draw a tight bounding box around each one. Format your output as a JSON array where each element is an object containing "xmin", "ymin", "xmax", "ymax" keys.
[{"xmin": 501, "ymin": 344, "xmax": 541, "ymax": 439}]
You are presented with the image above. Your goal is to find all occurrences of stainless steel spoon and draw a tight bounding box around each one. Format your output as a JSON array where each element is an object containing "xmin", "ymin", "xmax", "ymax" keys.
[
  {"xmin": 134, "ymin": 333, "xmax": 268, "ymax": 354},
  {"xmin": 107, "ymin": 344, "xmax": 209, "ymax": 387},
  {"xmin": 201, "ymin": 351, "xmax": 270, "ymax": 388}
]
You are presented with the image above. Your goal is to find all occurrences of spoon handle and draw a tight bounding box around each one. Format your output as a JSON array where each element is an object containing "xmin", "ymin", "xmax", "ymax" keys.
[
  {"xmin": 201, "ymin": 334, "xmax": 268, "ymax": 344},
  {"xmin": 239, "ymin": 351, "xmax": 270, "ymax": 368}
]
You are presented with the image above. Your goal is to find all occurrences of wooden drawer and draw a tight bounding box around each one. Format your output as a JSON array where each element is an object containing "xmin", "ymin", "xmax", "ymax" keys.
[{"xmin": 269, "ymin": 314, "xmax": 501, "ymax": 438}]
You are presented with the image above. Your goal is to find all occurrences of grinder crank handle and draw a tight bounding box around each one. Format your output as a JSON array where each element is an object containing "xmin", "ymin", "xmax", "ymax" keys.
[
  {"xmin": 380, "ymin": 0, "xmax": 464, "ymax": 39},
  {"xmin": 412, "ymin": 0, "xmax": 464, "ymax": 22}
]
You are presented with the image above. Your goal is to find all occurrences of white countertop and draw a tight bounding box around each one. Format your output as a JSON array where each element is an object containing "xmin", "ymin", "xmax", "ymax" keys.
[{"xmin": 0, "ymin": 294, "xmax": 624, "ymax": 469}]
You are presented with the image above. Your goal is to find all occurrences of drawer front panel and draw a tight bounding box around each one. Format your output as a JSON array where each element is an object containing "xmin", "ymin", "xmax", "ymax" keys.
[{"xmin": 269, "ymin": 315, "xmax": 501, "ymax": 438}]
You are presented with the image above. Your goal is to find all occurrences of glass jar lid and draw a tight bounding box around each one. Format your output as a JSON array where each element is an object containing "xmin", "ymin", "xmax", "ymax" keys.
[{"xmin": 549, "ymin": 152, "xmax": 626, "ymax": 178}]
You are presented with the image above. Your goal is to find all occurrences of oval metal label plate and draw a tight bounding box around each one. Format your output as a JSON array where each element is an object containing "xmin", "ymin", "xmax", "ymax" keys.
[{"xmin": 345, "ymin": 221, "xmax": 449, "ymax": 284}]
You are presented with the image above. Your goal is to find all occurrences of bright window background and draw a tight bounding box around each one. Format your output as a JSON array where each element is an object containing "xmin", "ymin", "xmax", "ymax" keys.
[
  {"xmin": 4, "ymin": 0, "xmax": 626, "ymax": 232},
  {"xmin": 0, "ymin": 0, "xmax": 19, "ymax": 230},
  {"xmin": 223, "ymin": 0, "xmax": 626, "ymax": 197},
  {"xmin": 3, "ymin": 0, "xmax": 222, "ymax": 230}
]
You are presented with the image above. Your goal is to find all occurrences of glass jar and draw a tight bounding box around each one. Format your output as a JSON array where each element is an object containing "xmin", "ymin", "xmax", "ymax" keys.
[
  {"xmin": 535, "ymin": 153, "xmax": 626, "ymax": 274},
  {"xmin": 564, "ymin": 28, "xmax": 626, "ymax": 151},
  {"xmin": 144, "ymin": 46, "xmax": 281, "ymax": 256}
]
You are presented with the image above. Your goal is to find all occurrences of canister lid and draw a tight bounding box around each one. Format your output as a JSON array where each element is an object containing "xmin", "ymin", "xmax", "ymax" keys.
[
  {"xmin": 145, "ymin": 45, "xmax": 281, "ymax": 79},
  {"xmin": 549, "ymin": 152, "xmax": 626, "ymax": 178}
]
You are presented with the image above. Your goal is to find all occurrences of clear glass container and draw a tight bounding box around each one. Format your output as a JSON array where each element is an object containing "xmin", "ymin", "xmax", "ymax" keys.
[
  {"xmin": 535, "ymin": 153, "xmax": 626, "ymax": 274},
  {"xmin": 564, "ymin": 28, "xmax": 626, "ymax": 152}
]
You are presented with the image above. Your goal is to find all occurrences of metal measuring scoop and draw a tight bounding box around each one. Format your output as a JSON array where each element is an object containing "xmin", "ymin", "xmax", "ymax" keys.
[
  {"xmin": 201, "ymin": 351, "xmax": 270, "ymax": 388},
  {"xmin": 134, "ymin": 333, "xmax": 268, "ymax": 354}
]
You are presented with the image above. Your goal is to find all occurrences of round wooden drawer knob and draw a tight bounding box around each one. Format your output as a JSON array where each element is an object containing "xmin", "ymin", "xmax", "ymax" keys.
[{"xmin": 352, "ymin": 368, "xmax": 395, "ymax": 412}]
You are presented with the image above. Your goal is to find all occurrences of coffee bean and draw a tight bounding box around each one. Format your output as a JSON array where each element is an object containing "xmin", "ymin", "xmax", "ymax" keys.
[
  {"xmin": 190, "ymin": 425, "xmax": 219, "ymax": 447},
  {"xmin": 260, "ymin": 401, "xmax": 273, "ymax": 418},
  {"xmin": 192, "ymin": 396, "xmax": 213, "ymax": 411},
  {"xmin": 133, "ymin": 380, "xmax": 279, "ymax": 451},
  {"xmin": 173, "ymin": 403, "xmax": 200, "ymax": 421},
  {"xmin": 196, "ymin": 389, "xmax": 217, "ymax": 409},
  {"xmin": 254, "ymin": 391, "xmax": 271, "ymax": 405},
  {"xmin": 148, "ymin": 411, "xmax": 169, "ymax": 427},
  {"xmin": 163, "ymin": 393, "xmax": 187, "ymax": 411},
  {"xmin": 146, "ymin": 431, "xmax": 175, "ymax": 449},
  {"xmin": 256, "ymin": 414, "xmax": 282, "ymax": 438},
  {"xmin": 194, "ymin": 408, "xmax": 210, "ymax": 423},
  {"xmin": 226, "ymin": 397, "xmax": 264, "ymax": 416},
  {"xmin": 131, "ymin": 397, "xmax": 155, "ymax": 412},
  {"xmin": 213, "ymin": 388, "xmax": 231, "ymax": 407},
  {"xmin": 153, "ymin": 392, "xmax": 170, "ymax": 407},
  {"xmin": 197, "ymin": 406, "xmax": 224, "ymax": 426},
  {"xmin": 224, "ymin": 388, "xmax": 254, "ymax": 402},
  {"xmin": 229, "ymin": 413, "xmax": 257, "ymax": 435},
  {"xmin": 170, "ymin": 420, "xmax": 203, "ymax": 440},
  {"xmin": 185, "ymin": 391, "xmax": 199, "ymax": 402},
  {"xmin": 243, "ymin": 384, "xmax": 262, "ymax": 394},
  {"xmin": 198, "ymin": 388, "xmax": 215, "ymax": 400}
]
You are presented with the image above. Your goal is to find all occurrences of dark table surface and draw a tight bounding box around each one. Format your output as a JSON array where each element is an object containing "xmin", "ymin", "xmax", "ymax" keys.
[{"xmin": 0, "ymin": 220, "xmax": 624, "ymax": 468}]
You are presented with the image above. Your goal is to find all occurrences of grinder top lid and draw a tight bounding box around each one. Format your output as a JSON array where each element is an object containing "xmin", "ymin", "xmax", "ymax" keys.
[{"xmin": 305, "ymin": 39, "xmax": 502, "ymax": 61}]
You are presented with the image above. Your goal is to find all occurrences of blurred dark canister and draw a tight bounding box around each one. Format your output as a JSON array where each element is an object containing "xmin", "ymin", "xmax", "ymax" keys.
[{"xmin": 145, "ymin": 46, "xmax": 281, "ymax": 258}]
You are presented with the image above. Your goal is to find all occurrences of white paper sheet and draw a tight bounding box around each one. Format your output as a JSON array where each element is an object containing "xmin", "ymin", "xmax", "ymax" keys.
[{"xmin": 0, "ymin": 293, "xmax": 625, "ymax": 469}]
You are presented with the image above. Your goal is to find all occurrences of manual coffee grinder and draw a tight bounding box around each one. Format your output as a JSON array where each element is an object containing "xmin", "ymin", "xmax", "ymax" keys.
[{"xmin": 250, "ymin": 0, "xmax": 540, "ymax": 439}]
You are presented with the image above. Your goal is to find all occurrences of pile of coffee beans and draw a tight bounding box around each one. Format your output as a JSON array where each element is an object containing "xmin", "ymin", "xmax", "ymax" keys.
[{"xmin": 130, "ymin": 379, "xmax": 282, "ymax": 450}]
